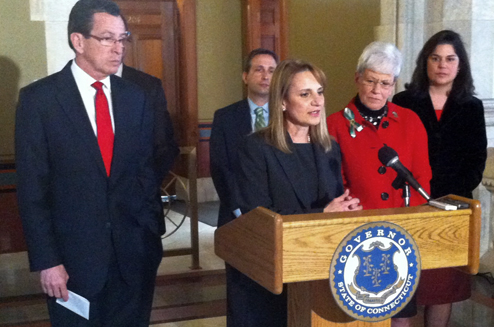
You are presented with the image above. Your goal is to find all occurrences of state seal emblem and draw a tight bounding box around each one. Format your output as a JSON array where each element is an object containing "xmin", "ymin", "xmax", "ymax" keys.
[{"xmin": 329, "ymin": 222, "xmax": 421, "ymax": 322}]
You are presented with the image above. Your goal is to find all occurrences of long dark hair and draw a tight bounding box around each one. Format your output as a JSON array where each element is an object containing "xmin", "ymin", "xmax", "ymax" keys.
[{"xmin": 406, "ymin": 30, "xmax": 474, "ymax": 99}]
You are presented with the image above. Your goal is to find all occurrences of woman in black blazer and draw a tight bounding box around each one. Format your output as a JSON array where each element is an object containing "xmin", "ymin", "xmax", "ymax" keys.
[
  {"xmin": 393, "ymin": 30, "xmax": 487, "ymax": 327},
  {"xmin": 233, "ymin": 59, "xmax": 362, "ymax": 327}
]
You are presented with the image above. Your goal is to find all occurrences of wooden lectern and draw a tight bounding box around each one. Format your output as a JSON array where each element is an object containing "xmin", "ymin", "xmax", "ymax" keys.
[{"xmin": 214, "ymin": 195, "xmax": 481, "ymax": 327}]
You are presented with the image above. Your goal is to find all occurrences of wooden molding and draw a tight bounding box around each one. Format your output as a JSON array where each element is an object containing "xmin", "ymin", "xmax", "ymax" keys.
[
  {"xmin": 117, "ymin": 0, "xmax": 198, "ymax": 148},
  {"xmin": 242, "ymin": 0, "xmax": 289, "ymax": 59},
  {"xmin": 177, "ymin": 0, "xmax": 198, "ymax": 147}
]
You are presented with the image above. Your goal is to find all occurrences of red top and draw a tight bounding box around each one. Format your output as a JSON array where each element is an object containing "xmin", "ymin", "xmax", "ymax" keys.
[
  {"xmin": 327, "ymin": 99, "xmax": 432, "ymax": 209},
  {"xmin": 435, "ymin": 109, "xmax": 443, "ymax": 120}
]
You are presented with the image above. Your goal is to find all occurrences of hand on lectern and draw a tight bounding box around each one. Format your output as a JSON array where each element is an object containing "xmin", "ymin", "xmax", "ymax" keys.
[{"xmin": 324, "ymin": 189, "xmax": 363, "ymax": 213}]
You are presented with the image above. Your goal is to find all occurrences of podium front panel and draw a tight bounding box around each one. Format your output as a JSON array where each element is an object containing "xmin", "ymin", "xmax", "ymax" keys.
[{"xmin": 281, "ymin": 205, "xmax": 471, "ymax": 283}]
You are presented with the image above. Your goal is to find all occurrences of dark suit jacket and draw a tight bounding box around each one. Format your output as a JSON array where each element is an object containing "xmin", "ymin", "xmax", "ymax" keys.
[
  {"xmin": 15, "ymin": 61, "xmax": 163, "ymax": 298},
  {"xmin": 237, "ymin": 133, "xmax": 344, "ymax": 215},
  {"xmin": 232, "ymin": 133, "xmax": 344, "ymax": 327},
  {"xmin": 121, "ymin": 65, "xmax": 179, "ymax": 235},
  {"xmin": 210, "ymin": 99, "xmax": 252, "ymax": 227},
  {"xmin": 121, "ymin": 65, "xmax": 179, "ymax": 183},
  {"xmin": 393, "ymin": 90, "xmax": 487, "ymax": 198}
]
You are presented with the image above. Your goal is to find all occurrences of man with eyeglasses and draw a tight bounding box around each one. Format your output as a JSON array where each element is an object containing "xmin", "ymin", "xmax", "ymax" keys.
[{"xmin": 15, "ymin": 1, "xmax": 162, "ymax": 325}]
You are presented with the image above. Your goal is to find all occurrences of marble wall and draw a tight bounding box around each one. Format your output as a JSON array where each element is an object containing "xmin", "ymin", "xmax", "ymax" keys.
[{"xmin": 30, "ymin": 0, "xmax": 77, "ymax": 74}]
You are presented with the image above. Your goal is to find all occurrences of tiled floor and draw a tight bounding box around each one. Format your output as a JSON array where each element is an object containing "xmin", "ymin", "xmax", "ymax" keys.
[
  {"xmin": 159, "ymin": 209, "xmax": 224, "ymax": 274},
  {"xmin": 1, "ymin": 203, "xmax": 494, "ymax": 326}
]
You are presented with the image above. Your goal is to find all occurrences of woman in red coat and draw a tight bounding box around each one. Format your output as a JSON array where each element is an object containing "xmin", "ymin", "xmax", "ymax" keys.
[
  {"xmin": 327, "ymin": 41, "xmax": 432, "ymax": 327},
  {"xmin": 393, "ymin": 30, "xmax": 487, "ymax": 327}
]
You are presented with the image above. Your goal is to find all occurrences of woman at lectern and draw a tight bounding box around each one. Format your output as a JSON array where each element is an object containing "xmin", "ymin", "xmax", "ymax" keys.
[
  {"xmin": 326, "ymin": 42, "xmax": 432, "ymax": 327},
  {"xmin": 234, "ymin": 59, "xmax": 362, "ymax": 327},
  {"xmin": 393, "ymin": 30, "xmax": 487, "ymax": 327}
]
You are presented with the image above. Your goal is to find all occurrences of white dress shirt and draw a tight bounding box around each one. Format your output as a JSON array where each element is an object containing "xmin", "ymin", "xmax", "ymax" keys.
[{"xmin": 71, "ymin": 60, "xmax": 115, "ymax": 135}]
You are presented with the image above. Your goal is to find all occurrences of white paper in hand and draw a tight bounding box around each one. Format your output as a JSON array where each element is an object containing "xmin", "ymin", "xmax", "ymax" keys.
[{"xmin": 56, "ymin": 290, "xmax": 90, "ymax": 320}]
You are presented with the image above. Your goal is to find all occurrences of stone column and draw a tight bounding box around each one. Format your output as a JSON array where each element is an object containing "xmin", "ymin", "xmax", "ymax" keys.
[
  {"xmin": 481, "ymin": 148, "xmax": 494, "ymax": 273},
  {"xmin": 30, "ymin": 0, "xmax": 77, "ymax": 74},
  {"xmin": 376, "ymin": 0, "xmax": 427, "ymax": 91},
  {"xmin": 377, "ymin": 0, "xmax": 494, "ymax": 99}
]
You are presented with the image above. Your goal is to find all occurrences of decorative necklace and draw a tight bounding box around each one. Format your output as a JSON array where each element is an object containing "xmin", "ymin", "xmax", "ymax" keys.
[{"xmin": 357, "ymin": 105, "xmax": 388, "ymax": 127}]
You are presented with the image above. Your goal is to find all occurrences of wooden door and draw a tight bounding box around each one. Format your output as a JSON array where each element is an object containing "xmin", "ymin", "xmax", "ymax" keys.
[
  {"xmin": 115, "ymin": 0, "xmax": 198, "ymax": 150},
  {"xmin": 118, "ymin": 1, "xmax": 179, "ymax": 128},
  {"xmin": 242, "ymin": 0, "xmax": 289, "ymax": 59}
]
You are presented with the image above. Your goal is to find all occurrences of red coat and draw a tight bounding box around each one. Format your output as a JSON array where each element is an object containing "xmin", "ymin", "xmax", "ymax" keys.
[{"xmin": 327, "ymin": 98, "xmax": 432, "ymax": 209}]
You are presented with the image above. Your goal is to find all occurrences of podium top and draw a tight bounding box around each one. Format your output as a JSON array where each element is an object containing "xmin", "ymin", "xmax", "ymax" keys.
[{"xmin": 215, "ymin": 196, "xmax": 480, "ymax": 294}]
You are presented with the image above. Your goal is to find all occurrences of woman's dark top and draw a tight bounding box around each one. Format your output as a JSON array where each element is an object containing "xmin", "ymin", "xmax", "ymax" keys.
[
  {"xmin": 229, "ymin": 132, "xmax": 344, "ymax": 327},
  {"xmin": 393, "ymin": 90, "xmax": 487, "ymax": 199},
  {"xmin": 237, "ymin": 133, "xmax": 344, "ymax": 216},
  {"xmin": 393, "ymin": 89, "xmax": 486, "ymax": 305},
  {"xmin": 293, "ymin": 143, "xmax": 318, "ymax": 208}
]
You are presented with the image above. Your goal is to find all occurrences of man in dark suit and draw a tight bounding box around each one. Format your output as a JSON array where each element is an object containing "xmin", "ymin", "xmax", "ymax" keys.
[
  {"xmin": 116, "ymin": 64, "xmax": 179, "ymax": 237},
  {"xmin": 210, "ymin": 48, "xmax": 278, "ymax": 228},
  {"xmin": 117, "ymin": 14, "xmax": 179, "ymax": 186},
  {"xmin": 118, "ymin": 64, "xmax": 179, "ymax": 186},
  {"xmin": 15, "ymin": 1, "xmax": 163, "ymax": 326},
  {"xmin": 209, "ymin": 48, "xmax": 278, "ymax": 327}
]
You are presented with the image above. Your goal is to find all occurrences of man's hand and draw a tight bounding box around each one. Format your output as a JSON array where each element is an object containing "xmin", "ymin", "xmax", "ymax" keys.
[{"xmin": 40, "ymin": 264, "xmax": 69, "ymax": 301}]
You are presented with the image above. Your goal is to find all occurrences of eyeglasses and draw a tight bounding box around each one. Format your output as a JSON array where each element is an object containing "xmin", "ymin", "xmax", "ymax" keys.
[
  {"xmin": 87, "ymin": 31, "xmax": 131, "ymax": 47},
  {"xmin": 360, "ymin": 78, "xmax": 395, "ymax": 90}
]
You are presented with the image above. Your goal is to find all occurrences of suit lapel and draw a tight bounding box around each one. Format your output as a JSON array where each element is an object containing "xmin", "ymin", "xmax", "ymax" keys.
[
  {"xmin": 238, "ymin": 99, "xmax": 253, "ymax": 134},
  {"xmin": 440, "ymin": 96, "xmax": 462, "ymax": 126},
  {"xmin": 272, "ymin": 138, "xmax": 311, "ymax": 209},
  {"xmin": 121, "ymin": 65, "xmax": 134, "ymax": 81},
  {"xmin": 109, "ymin": 75, "xmax": 139, "ymax": 183},
  {"xmin": 313, "ymin": 144, "xmax": 330, "ymax": 200},
  {"xmin": 415, "ymin": 93, "xmax": 439, "ymax": 131},
  {"xmin": 55, "ymin": 62, "xmax": 107, "ymax": 176},
  {"xmin": 121, "ymin": 65, "xmax": 129, "ymax": 79},
  {"xmin": 418, "ymin": 92, "xmax": 461, "ymax": 128}
]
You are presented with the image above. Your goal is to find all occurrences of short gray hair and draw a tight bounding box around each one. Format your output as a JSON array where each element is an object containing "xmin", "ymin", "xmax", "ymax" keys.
[{"xmin": 356, "ymin": 41, "xmax": 402, "ymax": 78}]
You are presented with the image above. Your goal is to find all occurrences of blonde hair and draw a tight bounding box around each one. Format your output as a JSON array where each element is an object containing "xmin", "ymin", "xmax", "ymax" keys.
[{"xmin": 260, "ymin": 59, "xmax": 332, "ymax": 153}]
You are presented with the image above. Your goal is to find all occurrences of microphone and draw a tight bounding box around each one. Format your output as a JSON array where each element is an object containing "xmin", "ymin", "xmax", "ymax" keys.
[{"xmin": 378, "ymin": 145, "xmax": 430, "ymax": 201}]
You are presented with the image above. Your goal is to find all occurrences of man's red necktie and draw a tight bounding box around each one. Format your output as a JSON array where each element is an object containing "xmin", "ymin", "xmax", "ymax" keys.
[{"xmin": 92, "ymin": 81, "xmax": 114, "ymax": 176}]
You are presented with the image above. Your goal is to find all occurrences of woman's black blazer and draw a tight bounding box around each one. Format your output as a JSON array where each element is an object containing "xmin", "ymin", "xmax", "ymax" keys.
[
  {"xmin": 236, "ymin": 133, "xmax": 344, "ymax": 215},
  {"xmin": 393, "ymin": 90, "xmax": 487, "ymax": 198}
]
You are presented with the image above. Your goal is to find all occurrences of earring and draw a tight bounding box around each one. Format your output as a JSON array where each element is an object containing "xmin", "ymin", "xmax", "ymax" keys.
[{"xmin": 282, "ymin": 106, "xmax": 286, "ymax": 111}]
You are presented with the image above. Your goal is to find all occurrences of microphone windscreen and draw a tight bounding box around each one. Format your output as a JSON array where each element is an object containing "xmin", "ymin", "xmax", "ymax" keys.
[{"xmin": 378, "ymin": 145, "xmax": 398, "ymax": 166}]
